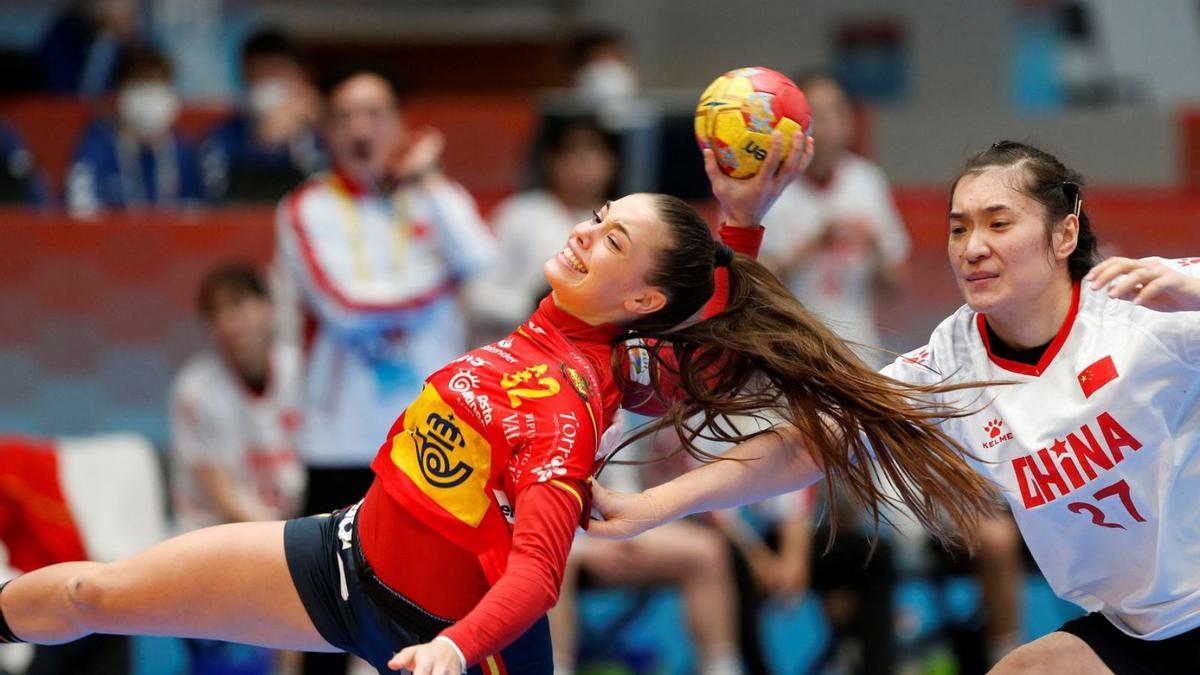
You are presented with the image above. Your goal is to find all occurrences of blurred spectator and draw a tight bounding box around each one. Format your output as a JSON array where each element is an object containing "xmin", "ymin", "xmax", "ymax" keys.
[
  {"xmin": 760, "ymin": 72, "xmax": 909, "ymax": 367},
  {"xmin": 272, "ymin": 68, "xmax": 495, "ymax": 675},
  {"xmin": 37, "ymin": 0, "xmax": 142, "ymax": 97},
  {"xmin": 0, "ymin": 122, "xmax": 50, "ymax": 206},
  {"xmin": 169, "ymin": 262, "xmax": 305, "ymax": 675},
  {"xmin": 467, "ymin": 116, "xmax": 617, "ymax": 341},
  {"xmin": 201, "ymin": 28, "xmax": 326, "ymax": 203},
  {"xmin": 563, "ymin": 28, "xmax": 657, "ymax": 193},
  {"xmin": 549, "ymin": 423, "xmax": 741, "ymax": 675},
  {"xmin": 569, "ymin": 29, "xmax": 639, "ymax": 111},
  {"xmin": 65, "ymin": 46, "xmax": 204, "ymax": 218},
  {"xmin": 169, "ymin": 262, "xmax": 305, "ymax": 532},
  {"xmin": 714, "ymin": 490, "xmax": 814, "ymax": 675}
]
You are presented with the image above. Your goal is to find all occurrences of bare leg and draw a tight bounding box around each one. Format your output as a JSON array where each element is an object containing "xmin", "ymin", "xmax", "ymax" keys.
[
  {"xmin": 989, "ymin": 632, "xmax": 1112, "ymax": 675},
  {"xmin": 1, "ymin": 521, "xmax": 335, "ymax": 651},
  {"xmin": 547, "ymin": 553, "xmax": 582, "ymax": 673},
  {"xmin": 975, "ymin": 514, "xmax": 1024, "ymax": 663},
  {"xmin": 580, "ymin": 520, "xmax": 738, "ymax": 672}
]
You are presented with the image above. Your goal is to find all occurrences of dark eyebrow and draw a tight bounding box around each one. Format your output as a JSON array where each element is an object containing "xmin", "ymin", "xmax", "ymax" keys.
[{"xmin": 949, "ymin": 204, "xmax": 1013, "ymax": 221}]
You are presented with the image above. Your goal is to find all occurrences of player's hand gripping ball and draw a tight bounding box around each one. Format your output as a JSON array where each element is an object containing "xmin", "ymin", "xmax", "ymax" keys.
[{"xmin": 695, "ymin": 67, "xmax": 812, "ymax": 179}]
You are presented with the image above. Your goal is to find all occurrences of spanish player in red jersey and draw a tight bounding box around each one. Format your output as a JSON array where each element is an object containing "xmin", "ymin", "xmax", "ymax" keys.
[{"xmin": 0, "ymin": 132, "xmax": 1000, "ymax": 675}]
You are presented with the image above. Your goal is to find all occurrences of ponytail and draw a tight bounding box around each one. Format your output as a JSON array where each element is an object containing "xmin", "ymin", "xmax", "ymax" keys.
[{"xmin": 621, "ymin": 253, "xmax": 999, "ymax": 547}]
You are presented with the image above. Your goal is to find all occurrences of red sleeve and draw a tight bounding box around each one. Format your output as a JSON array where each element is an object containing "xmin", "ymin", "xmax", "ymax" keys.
[{"xmin": 438, "ymin": 484, "xmax": 580, "ymax": 666}]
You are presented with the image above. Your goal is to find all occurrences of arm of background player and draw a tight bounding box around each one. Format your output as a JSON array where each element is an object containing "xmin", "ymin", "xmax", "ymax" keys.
[{"xmin": 417, "ymin": 175, "xmax": 498, "ymax": 279}]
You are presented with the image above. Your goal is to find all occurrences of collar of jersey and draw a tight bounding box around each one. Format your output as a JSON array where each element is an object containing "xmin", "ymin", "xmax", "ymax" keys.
[
  {"xmin": 534, "ymin": 295, "xmax": 623, "ymax": 345},
  {"xmin": 976, "ymin": 281, "xmax": 1081, "ymax": 377}
]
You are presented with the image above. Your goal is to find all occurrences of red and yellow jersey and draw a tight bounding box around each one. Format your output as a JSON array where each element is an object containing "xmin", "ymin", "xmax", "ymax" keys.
[{"xmin": 367, "ymin": 296, "xmax": 622, "ymax": 584}]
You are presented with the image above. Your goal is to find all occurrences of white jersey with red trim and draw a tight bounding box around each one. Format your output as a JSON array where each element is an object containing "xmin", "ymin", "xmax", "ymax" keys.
[
  {"xmin": 274, "ymin": 171, "xmax": 496, "ymax": 466},
  {"xmin": 880, "ymin": 258, "xmax": 1200, "ymax": 639},
  {"xmin": 169, "ymin": 343, "xmax": 306, "ymax": 530}
]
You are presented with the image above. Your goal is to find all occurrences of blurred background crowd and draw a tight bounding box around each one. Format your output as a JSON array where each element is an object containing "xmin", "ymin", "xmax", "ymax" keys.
[{"xmin": 2, "ymin": 0, "xmax": 1199, "ymax": 673}]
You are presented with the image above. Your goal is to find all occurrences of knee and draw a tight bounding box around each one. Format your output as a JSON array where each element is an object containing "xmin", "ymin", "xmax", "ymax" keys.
[
  {"xmin": 989, "ymin": 635, "xmax": 1083, "ymax": 675},
  {"xmin": 65, "ymin": 567, "xmax": 115, "ymax": 626}
]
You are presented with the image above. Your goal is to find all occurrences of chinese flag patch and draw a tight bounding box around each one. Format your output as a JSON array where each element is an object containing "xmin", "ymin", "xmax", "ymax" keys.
[{"xmin": 1078, "ymin": 356, "xmax": 1118, "ymax": 399}]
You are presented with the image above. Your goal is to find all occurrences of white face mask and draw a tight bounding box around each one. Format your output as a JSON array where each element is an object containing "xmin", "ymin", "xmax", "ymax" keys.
[
  {"xmin": 117, "ymin": 82, "xmax": 180, "ymax": 138},
  {"xmin": 574, "ymin": 59, "xmax": 638, "ymax": 101},
  {"xmin": 247, "ymin": 78, "xmax": 289, "ymax": 118}
]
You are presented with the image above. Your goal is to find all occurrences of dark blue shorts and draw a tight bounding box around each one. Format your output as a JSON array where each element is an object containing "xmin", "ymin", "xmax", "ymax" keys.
[
  {"xmin": 283, "ymin": 503, "xmax": 553, "ymax": 674},
  {"xmin": 1058, "ymin": 613, "xmax": 1200, "ymax": 675}
]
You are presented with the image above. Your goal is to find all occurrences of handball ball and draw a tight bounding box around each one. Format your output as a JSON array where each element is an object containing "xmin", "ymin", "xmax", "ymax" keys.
[{"xmin": 694, "ymin": 67, "xmax": 812, "ymax": 179}]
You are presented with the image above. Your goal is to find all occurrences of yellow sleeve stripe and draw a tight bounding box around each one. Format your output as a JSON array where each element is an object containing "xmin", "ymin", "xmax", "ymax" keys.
[{"xmin": 548, "ymin": 479, "xmax": 584, "ymax": 511}]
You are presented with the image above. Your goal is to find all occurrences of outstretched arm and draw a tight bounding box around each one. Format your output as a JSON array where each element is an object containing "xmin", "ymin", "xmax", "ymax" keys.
[{"xmin": 588, "ymin": 425, "xmax": 823, "ymax": 539}]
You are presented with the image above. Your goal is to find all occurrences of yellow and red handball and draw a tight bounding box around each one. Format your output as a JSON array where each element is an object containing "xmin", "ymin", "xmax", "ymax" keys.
[{"xmin": 694, "ymin": 67, "xmax": 812, "ymax": 179}]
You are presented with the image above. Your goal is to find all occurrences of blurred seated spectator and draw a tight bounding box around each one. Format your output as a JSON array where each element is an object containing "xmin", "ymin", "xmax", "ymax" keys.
[
  {"xmin": 37, "ymin": 0, "xmax": 143, "ymax": 97},
  {"xmin": 200, "ymin": 28, "xmax": 326, "ymax": 203},
  {"xmin": 65, "ymin": 45, "xmax": 204, "ymax": 218},
  {"xmin": 169, "ymin": 262, "xmax": 305, "ymax": 675},
  {"xmin": 466, "ymin": 116, "xmax": 618, "ymax": 341},
  {"xmin": 549, "ymin": 420, "xmax": 742, "ymax": 675},
  {"xmin": 169, "ymin": 262, "xmax": 305, "ymax": 532},
  {"xmin": 0, "ymin": 122, "xmax": 50, "ymax": 206}
]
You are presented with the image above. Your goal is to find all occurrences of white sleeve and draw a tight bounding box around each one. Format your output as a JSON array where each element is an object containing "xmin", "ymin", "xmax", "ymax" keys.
[
  {"xmin": 420, "ymin": 179, "xmax": 497, "ymax": 279},
  {"xmin": 1131, "ymin": 257, "xmax": 1200, "ymax": 365}
]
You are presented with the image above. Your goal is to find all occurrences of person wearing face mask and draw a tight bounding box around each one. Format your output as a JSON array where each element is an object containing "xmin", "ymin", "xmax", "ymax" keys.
[
  {"xmin": 200, "ymin": 28, "xmax": 326, "ymax": 203},
  {"xmin": 66, "ymin": 46, "xmax": 203, "ymax": 218}
]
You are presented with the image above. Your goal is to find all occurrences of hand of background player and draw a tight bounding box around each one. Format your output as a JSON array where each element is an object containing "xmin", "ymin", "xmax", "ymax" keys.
[
  {"xmin": 586, "ymin": 482, "xmax": 667, "ymax": 540},
  {"xmin": 388, "ymin": 637, "xmax": 464, "ymax": 675},
  {"xmin": 1086, "ymin": 256, "xmax": 1200, "ymax": 312},
  {"xmin": 389, "ymin": 127, "xmax": 446, "ymax": 184},
  {"xmin": 704, "ymin": 130, "xmax": 813, "ymax": 229}
]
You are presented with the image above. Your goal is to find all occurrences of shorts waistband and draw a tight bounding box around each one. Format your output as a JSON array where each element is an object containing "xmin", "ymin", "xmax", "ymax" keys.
[{"xmin": 338, "ymin": 503, "xmax": 456, "ymax": 643}]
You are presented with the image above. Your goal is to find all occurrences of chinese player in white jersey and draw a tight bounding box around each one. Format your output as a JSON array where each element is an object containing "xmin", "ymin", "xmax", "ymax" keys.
[{"xmin": 591, "ymin": 141, "xmax": 1200, "ymax": 674}]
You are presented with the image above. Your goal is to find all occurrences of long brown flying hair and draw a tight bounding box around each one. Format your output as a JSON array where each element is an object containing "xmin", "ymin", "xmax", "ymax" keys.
[{"xmin": 613, "ymin": 194, "xmax": 999, "ymax": 547}]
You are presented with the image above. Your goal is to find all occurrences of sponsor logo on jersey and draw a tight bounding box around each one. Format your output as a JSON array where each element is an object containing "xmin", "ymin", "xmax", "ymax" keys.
[
  {"xmin": 452, "ymin": 353, "xmax": 491, "ymax": 368},
  {"xmin": 499, "ymin": 363, "xmax": 561, "ymax": 408},
  {"xmin": 1077, "ymin": 355, "xmax": 1118, "ymax": 399},
  {"xmin": 561, "ymin": 363, "xmax": 592, "ymax": 402},
  {"xmin": 1010, "ymin": 411, "xmax": 1143, "ymax": 509},
  {"xmin": 981, "ymin": 418, "xmax": 1013, "ymax": 449},
  {"xmin": 391, "ymin": 384, "xmax": 493, "ymax": 527},
  {"xmin": 481, "ymin": 344, "xmax": 518, "ymax": 364},
  {"xmin": 902, "ymin": 346, "xmax": 930, "ymax": 367},
  {"xmin": 628, "ymin": 341, "xmax": 651, "ymax": 386},
  {"xmin": 448, "ymin": 368, "xmax": 493, "ymax": 426},
  {"xmin": 492, "ymin": 489, "xmax": 516, "ymax": 524}
]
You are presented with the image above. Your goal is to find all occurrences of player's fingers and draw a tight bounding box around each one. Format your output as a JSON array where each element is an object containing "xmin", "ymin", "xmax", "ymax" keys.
[
  {"xmin": 701, "ymin": 147, "xmax": 723, "ymax": 184},
  {"xmin": 778, "ymin": 131, "xmax": 806, "ymax": 180},
  {"xmin": 797, "ymin": 133, "xmax": 815, "ymax": 173},
  {"xmin": 389, "ymin": 647, "xmax": 417, "ymax": 670},
  {"xmin": 755, "ymin": 131, "xmax": 785, "ymax": 185},
  {"xmin": 1132, "ymin": 277, "xmax": 1169, "ymax": 306},
  {"xmin": 1086, "ymin": 256, "xmax": 1139, "ymax": 289},
  {"xmin": 1108, "ymin": 267, "xmax": 1158, "ymax": 300}
]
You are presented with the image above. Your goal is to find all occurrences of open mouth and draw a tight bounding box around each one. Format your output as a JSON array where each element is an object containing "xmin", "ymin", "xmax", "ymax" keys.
[{"xmin": 560, "ymin": 246, "xmax": 588, "ymax": 274}]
